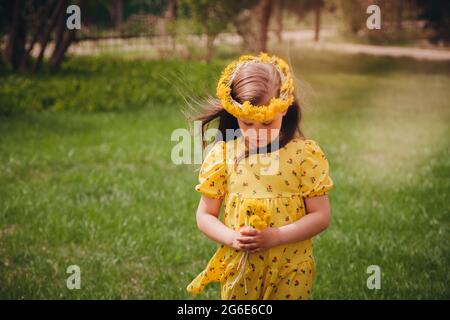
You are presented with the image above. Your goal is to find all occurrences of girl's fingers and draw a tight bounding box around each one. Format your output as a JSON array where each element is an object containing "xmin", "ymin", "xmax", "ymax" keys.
[
  {"xmin": 241, "ymin": 243, "xmax": 260, "ymax": 250},
  {"xmin": 237, "ymin": 236, "xmax": 254, "ymax": 244},
  {"xmin": 240, "ymin": 228, "xmax": 258, "ymax": 236}
]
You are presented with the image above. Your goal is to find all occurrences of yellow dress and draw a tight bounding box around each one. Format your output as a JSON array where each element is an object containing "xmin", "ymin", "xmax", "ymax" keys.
[{"xmin": 186, "ymin": 136, "xmax": 334, "ymax": 300}]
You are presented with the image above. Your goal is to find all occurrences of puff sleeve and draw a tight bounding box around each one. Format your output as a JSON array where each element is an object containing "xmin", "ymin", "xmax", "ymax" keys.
[
  {"xmin": 195, "ymin": 141, "xmax": 228, "ymax": 199},
  {"xmin": 299, "ymin": 139, "xmax": 334, "ymax": 198}
]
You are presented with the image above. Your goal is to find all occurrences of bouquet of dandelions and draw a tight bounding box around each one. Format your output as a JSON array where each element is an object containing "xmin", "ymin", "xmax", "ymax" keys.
[{"xmin": 230, "ymin": 199, "xmax": 272, "ymax": 295}]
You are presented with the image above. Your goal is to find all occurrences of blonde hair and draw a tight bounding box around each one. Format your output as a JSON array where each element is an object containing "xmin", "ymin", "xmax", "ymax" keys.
[
  {"xmin": 231, "ymin": 62, "xmax": 281, "ymax": 106},
  {"xmin": 193, "ymin": 58, "xmax": 303, "ymax": 155}
]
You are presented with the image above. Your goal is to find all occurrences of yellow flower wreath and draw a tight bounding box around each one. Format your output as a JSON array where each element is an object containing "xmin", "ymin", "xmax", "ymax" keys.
[{"xmin": 216, "ymin": 52, "xmax": 295, "ymax": 122}]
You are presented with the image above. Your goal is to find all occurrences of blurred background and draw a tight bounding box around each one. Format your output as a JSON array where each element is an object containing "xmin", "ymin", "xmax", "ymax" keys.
[{"xmin": 0, "ymin": 0, "xmax": 449, "ymax": 299}]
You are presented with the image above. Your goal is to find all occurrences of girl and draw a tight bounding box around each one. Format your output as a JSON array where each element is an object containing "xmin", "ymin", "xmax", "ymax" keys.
[{"xmin": 186, "ymin": 53, "xmax": 333, "ymax": 300}]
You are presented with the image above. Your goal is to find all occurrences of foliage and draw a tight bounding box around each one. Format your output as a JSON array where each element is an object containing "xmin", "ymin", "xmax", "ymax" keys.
[
  {"xmin": 179, "ymin": 0, "xmax": 230, "ymax": 37},
  {"xmin": 0, "ymin": 56, "xmax": 222, "ymax": 115},
  {"xmin": 416, "ymin": 0, "xmax": 450, "ymax": 44}
]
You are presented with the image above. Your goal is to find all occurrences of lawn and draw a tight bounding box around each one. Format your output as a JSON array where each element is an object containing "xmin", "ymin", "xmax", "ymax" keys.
[{"xmin": 0, "ymin": 50, "xmax": 449, "ymax": 299}]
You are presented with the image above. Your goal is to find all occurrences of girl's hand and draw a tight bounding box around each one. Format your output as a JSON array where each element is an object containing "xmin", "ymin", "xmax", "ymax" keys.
[
  {"xmin": 236, "ymin": 226, "xmax": 281, "ymax": 253},
  {"xmin": 229, "ymin": 230, "xmax": 246, "ymax": 251}
]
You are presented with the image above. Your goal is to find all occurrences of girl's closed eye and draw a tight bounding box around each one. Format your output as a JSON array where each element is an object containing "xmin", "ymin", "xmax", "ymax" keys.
[{"xmin": 242, "ymin": 121, "xmax": 272, "ymax": 127}]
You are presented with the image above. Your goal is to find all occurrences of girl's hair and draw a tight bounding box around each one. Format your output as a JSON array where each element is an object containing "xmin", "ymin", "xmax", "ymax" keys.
[{"xmin": 195, "ymin": 61, "xmax": 304, "ymax": 160}]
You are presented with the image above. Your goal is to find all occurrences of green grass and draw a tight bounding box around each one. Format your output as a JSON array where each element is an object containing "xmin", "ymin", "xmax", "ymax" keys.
[{"xmin": 0, "ymin": 51, "xmax": 449, "ymax": 299}]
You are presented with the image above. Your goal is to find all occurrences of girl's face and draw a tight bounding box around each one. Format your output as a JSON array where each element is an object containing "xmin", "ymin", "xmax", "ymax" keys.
[{"xmin": 237, "ymin": 111, "xmax": 286, "ymax": 148}]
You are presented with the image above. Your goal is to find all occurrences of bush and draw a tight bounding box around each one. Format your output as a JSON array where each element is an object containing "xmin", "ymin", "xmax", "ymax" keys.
[{"xmin": 0, "ymin": 56, "xmax": 224, "ymax": 115}]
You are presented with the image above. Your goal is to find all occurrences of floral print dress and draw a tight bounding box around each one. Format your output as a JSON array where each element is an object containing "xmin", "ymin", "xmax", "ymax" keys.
[{"xmin": 186, "ymin": 136, "xmax": 334, "ymax": 300}]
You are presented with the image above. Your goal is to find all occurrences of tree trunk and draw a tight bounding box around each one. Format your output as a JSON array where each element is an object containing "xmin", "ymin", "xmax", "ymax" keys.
[
  {"xmin": 5, "ymin": 0, "xmax": 27, "ymax": 70},
  {"xmin": 257, "ymin": 0, "xmax": 273, "ymax": 52},
  {"xmin": 396, "ymin": 0, "xmax": 403, "ymax": 31},
  {"xmin": 232, "ymin": 9, "xmax": 253, "ymax": 52},
  {"xmin": 49, "ymin": 1, "xmax": 76, "ymax": 71},
  {"xmin": 163, "ymin": 0, "xmax": 177, "ymax": 52},
  {"xmin": 109, "ymin": 0, "xmax": 123, "ymax": 27},
  {"xmin": 232, "ymin": 0, "xmax": 274, "ymax": 53},
  {"xmin": 274, "ymin": 0, "xmax": 284, "ymax": 43},
  {"xmin": 314, "ymin": 5, "xmax": 321, "ymax": 42},
  {"xmin": 50, "ymin": 31, "xmax": 76, "ymax": 71},
  {"xmin": 24, "ymin": 2, "xmax": 55, "ymax": 65},
  {"xmin": 164, "ymin": 0, "xmax": 177, "ymax": 20},
  {"xmin": 32, "ymin": 0, "xmax": 66, "ymax": 72},
  {"xmin": 205, "ymin": 34, "xmax": 215, "ymax": 62}
]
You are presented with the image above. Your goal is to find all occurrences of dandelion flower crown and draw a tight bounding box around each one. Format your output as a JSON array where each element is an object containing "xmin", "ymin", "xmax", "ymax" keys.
[{"xmin": 216, "ymin": 52, "xmax": 295, "ymax": 122}]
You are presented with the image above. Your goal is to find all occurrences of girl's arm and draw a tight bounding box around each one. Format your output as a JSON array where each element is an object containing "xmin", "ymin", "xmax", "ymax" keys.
[
  {"xmin": 238, "ymin": 195, "xmax": 331, "ymax": 252},
  {"xmin": 277, "ymin": 195, "xmax": 331, "ymax": 244},
  {"xmin": 196, "ymin": 195, "xmax": 242, "ymax": 250}
]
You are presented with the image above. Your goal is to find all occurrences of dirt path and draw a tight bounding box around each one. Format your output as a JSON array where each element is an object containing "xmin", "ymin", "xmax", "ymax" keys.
[
  {"xmin": 280, "ymin": 30, "xmax": 450, "ymax": 61},
  {"xmin": 68, "ymin": 29, "xmax": 450, "ymax": 61},
  {"xmin": 303, "ymin": 41, "xmax": 450, "ymax": 61}
]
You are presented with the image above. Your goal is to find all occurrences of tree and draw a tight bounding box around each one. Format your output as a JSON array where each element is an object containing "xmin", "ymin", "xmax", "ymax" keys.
[
  {"xmin": 231, "ymin": 0, "xmax": 275, "ymax": 53},
  {"xmin": 2, "ymin": 0, "xmax": 79, "ymax": 72},
  {"xmin": 4, "ymin": 0, "xmax": 27, "ymax": 70},
  {"xmin": 273, "ymin": 0, "xmax": 285, "ymax": 43},
  {"xmin": 416, "ymin": 0, "xmax": 450, "ymax": 44},
  {"xmin": 181, "ymin": 0, "xmax": 257, "ymax": 60},
  {"xmin": 109, "ymin": 0, "xmax": 123, "ymax": 27},
  {"xmin": 336, "ymin": 0, "xmax": 366, "ymax": 35},
  {"xmin": 284, "ymin": 0, "xmax": 325, "ymax": 41},
  {"xmin": 313, "ymin": 0, "xmax": 324, "ymax": 42}
]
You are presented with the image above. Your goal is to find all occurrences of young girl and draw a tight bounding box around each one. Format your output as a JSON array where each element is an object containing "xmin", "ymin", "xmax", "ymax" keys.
[{"xmin": 186, "ymin": 53, "xmax": 333, "ymax": 300}]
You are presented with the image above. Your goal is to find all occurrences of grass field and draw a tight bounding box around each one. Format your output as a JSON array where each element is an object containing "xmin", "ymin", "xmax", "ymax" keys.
[{"xmin": 0, "ymin": 50, "xmax": 449, "ymax": 299}]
